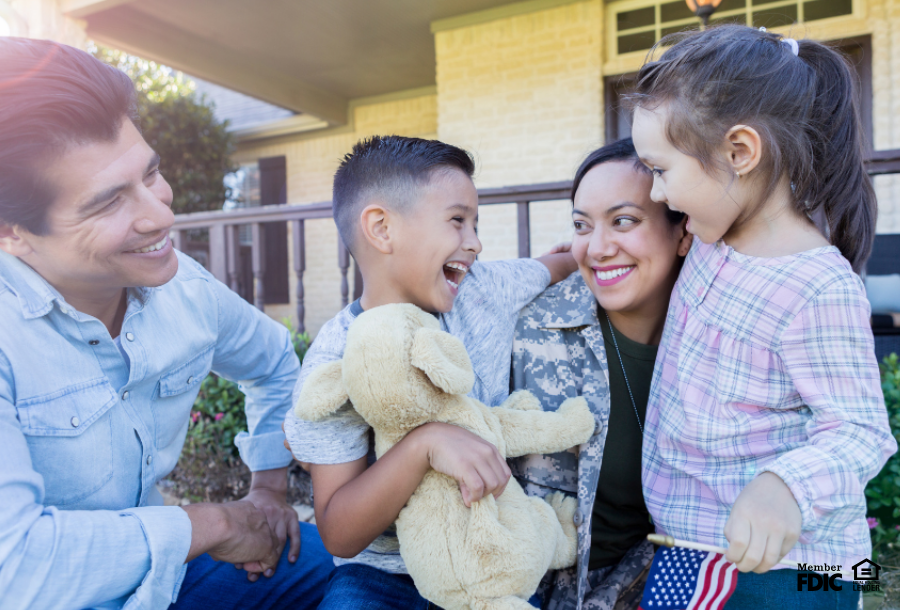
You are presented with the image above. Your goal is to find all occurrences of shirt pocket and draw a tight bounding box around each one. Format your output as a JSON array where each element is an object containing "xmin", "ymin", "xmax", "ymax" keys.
[
  {"xmin": 16, "ymin": 379, "xmax": 117, "ymax": 507},
  {"xmin": 155, "ymin": 345, "xmax": 213, "ymax": 449}
]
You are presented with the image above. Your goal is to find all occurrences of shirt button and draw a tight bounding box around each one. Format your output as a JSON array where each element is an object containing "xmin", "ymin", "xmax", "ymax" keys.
[
  {"xmin": 187, "ymin": 376, "xmax": 194, "ymax": 385},
  {"xmin": 59, "ymin": 307, "xmax": 68, "ymax": 315},
  {"xmin": 88, "ymin": 340, "xmax": 99, "ymax": 346},
  {"xmin": 122, "ymin": 391, "xmax": 129, "ymax": 400},
  {"xmin": 146, "ymin": 455, "xmax": 153, "ymax": 465},
  {"xmin": 70, "ymin": 416, "xmax": 80, "ymax": 428},
  {"xmin": 125, "ymin": 332, "xmax": 135, "ymax": 342},
  {"xmin": 573, "ymin": 509, "xmax": 584, "ymax": 526},
  {"xmin": 592, "ymin": 421, "xmax": 603, "ymax": 436}
]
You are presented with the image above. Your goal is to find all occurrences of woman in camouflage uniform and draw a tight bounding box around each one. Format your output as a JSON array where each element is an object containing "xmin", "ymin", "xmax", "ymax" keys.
[{"xmin": 510, "ymin": 139, "xmax": 692, "ymax": 610}]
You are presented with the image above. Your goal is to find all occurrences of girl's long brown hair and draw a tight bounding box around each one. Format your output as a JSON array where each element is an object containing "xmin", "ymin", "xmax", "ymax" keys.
[{"xmin": 628, "ymin": 25, "xmax": 875, "ymax": 272}]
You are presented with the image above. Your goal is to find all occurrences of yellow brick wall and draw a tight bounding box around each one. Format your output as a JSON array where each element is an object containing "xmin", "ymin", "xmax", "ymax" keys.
[
  {"xmin": 8, "ymin": 0, "xmax": 87, "ymax": 47},
  {"xmin": 234, "ymin": 94, "xmax": 438, "ymax": 337},
  {"xmin": 871, "ymin": 0, "xmax": 900, "ymax": 232},
  {"xmin": 436, "ymin": 0, "xmax": 603, "ymax": 260}
]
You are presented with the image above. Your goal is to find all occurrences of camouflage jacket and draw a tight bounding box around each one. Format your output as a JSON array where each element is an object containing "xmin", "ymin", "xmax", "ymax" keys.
[{"xmin": 510, "ymin": 272, "xmax": 654, "ymax": 610}]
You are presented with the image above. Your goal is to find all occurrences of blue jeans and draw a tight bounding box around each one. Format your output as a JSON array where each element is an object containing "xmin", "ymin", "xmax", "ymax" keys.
[
  {"xmin": 725, "ymin": 569, "xmax": 861, "ymax": 610},
  {"xmin": 318, "ymin": 563, "xmax": 542, "ymax": 610},
  {"xmin": 170, "ymin": 521, "xmax": 334, "ymax": 610}
]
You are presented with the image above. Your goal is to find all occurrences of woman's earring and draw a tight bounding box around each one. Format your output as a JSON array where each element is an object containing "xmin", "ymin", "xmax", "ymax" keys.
[{"xmin": 735, "ymin": 170, "xmax": 742, "ymax": 178}]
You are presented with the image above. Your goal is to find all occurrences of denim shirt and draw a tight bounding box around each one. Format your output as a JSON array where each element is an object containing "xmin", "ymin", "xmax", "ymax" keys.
[{"xmin": 0, "ymin": 250, "xmax": 299, "ymax": 610}]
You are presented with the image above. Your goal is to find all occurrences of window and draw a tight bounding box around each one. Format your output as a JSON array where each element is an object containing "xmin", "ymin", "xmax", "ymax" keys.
[{"xmin": 610, "ymin": 0, "xmax": 855, "ymax": 56}]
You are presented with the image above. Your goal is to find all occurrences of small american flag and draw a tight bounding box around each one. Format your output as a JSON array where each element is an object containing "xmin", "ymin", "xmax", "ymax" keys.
[{"xmin": 638, "ymin": 546, "xmax": 738, "ymax": 610}]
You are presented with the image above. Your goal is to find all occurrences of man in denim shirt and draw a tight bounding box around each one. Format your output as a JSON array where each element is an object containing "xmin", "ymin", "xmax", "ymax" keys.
[{"xmin": 0, "ymin": 39, "xmax": 332, "ymax": 609}]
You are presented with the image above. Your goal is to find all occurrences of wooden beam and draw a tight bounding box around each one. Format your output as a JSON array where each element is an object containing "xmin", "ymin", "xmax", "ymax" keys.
[
  {"xmin": 866, "ymin": 149, "xmax": 900, "ymax": 176},
  {"xmin": 516, "ymin": 202, "xmax": 531, "ymax": 259}
]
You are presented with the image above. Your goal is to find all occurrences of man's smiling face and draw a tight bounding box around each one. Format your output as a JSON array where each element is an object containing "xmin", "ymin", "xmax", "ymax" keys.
[{"xmin": 13, "ymin": 117, "xmax": 177, "ymax": 299}]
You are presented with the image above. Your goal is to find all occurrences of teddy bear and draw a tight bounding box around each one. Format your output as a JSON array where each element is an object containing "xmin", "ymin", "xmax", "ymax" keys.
[{"xmin": 295, "ymin": 303, "xmax": 597, "ymax": 610}]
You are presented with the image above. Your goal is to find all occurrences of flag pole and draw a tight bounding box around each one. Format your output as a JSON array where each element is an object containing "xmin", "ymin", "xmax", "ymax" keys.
[{"xmin": 647, "ymin": 534, "xmax": 854, "ymax": 580}]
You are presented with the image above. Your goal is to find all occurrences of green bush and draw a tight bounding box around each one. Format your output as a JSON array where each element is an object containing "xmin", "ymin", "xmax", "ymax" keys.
[
  {"xmin": 867, "ymin": 353, "xmax": 900, "ymax": 557},
  {"xmin": 186, "ymin": 320, "xmax": 310, "ymax": 459}
]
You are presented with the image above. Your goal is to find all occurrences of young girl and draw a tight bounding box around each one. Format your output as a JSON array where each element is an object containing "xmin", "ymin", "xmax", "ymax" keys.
[{"xmin": 630, "ymin": 25, "xmax": 897, "ymax": 608}]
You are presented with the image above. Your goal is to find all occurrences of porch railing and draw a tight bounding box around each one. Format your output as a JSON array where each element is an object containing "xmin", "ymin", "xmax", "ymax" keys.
[
  {"xmin": 171, "ymin": 151, "xmax": 900, "ymax": 335},
  {"xmin": 170, "ymin": 181, "xmax": 573, "ymax": 333}
]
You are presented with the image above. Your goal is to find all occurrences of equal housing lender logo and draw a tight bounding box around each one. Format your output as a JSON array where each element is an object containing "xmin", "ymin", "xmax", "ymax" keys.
[{"xmin": 796, "ymin": 559, "xmax": 882, "ymax": 593}]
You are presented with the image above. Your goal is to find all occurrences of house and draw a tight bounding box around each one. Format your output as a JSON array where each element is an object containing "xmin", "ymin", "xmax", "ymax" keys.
[
  {"xmin": 5, "ymin": 0, "xmax": 900, "ymax": 338},
  {"xmin": 852, "ymin": 558, "xmax": 881, "ymax": 581}
]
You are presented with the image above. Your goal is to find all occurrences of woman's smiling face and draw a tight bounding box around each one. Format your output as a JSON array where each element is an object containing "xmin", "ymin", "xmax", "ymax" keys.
[{"xmin": 572, "ymin": 160, "xmax": 691, "ymax": 336}]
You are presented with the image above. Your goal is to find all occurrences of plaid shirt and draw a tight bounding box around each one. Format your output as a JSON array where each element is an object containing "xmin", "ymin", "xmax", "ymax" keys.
[{"xmin": 643, "ymin": 240, "xmax": 896, "ymax": 570}]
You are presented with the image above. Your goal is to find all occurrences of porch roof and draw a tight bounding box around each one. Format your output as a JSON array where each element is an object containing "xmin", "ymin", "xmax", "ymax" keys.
[{"xmin": 65, "ymin": 0, "xmax": 547, "ymax": 126}]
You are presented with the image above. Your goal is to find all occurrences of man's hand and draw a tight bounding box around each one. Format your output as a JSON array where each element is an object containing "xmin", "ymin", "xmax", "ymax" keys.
[
  {"xmin": 724, "ymin": 472, "xmax": 801, "ymax": 573},
  {"xmin": 411, "ymin": 423, "xmax": 511, "ymax": 507},
  {"xmin": 237, "ymin": 467, "xmax": 300, "ymax": 581},
  {"xmin": 182, "ymin": 501, "xmax": 280, "ymax": 571}
]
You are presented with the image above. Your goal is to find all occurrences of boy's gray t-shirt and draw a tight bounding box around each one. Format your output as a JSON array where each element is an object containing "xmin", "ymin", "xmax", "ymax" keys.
[{"xmin": 284, "ymin": 258, "xmax": 551, "ymax": 573}]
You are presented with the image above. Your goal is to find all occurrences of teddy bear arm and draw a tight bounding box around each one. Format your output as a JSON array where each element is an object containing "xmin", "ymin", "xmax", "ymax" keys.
[{"xmin": 494, "ymin": 396, "xmax": 596, "ymax": 458}]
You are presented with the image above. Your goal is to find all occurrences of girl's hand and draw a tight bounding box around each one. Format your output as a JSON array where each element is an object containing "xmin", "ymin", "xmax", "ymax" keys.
[{"xmin": 724, "ymin": 472, "xmax": 801, "ymax": 573}]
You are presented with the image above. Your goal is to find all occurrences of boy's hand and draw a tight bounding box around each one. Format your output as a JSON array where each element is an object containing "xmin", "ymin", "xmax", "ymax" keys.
[
  {"xmin": 724, "ymin": 472, "xmax": 801, "ymax": 573},
  {"xmin": 541, "ymin": 242, "xmax": 572, "ymax": 256},
  {"xmin": 536, "ymin": 251, "xmax": 578, "ymax": 284},
  {"xmin": 412, "ymin": 422, "xmax": 511, "ymax": 507}
]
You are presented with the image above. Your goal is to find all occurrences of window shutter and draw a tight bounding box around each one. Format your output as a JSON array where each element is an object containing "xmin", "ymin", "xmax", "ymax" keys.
[{"xmin": 258, "ymin": 156, "xmax": 290, "ymax": 305}]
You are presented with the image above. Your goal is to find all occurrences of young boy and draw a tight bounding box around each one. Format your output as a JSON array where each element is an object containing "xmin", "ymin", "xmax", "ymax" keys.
[{"xmin": 284, "ymin": 136, "xmax": 575, "ymax": 608}]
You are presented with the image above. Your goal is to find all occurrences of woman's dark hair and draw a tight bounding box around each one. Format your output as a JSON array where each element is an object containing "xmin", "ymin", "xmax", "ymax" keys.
[
  {"xmin": 0, "ymin": 38, "xmax": 138, "ymax": 235},
  {"xmin": 627, "ymin": 25, "xmax": 875, "ymax": 272},
  {"xmin": 572, "ymin": 137, "xmax": 685, "ymax": 225}
]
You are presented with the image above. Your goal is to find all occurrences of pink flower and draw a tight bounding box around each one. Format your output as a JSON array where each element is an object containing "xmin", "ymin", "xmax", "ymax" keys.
[
  {"xmin": 191, "ymin": 411, "xmax": 199, "ymax": 423},
  {"xmin": 867, "ymin": 517, "xmax": 879, "ymax": 529},
  {"xmin": 895, "ymin": 525, "xmax": 900, "ymax": 531},
  {"xmin": 215, "ymin": 412, "xmax": 224, "ymax": 421}
]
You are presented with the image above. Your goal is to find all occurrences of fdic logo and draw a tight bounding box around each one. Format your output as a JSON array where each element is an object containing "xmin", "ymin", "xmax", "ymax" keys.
[{"xmin": 796, "ymin": 559, "xmax": 881, "ymax": 593}]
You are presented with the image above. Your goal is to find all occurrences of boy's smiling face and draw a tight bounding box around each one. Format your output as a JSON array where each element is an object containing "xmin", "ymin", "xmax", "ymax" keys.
[{"xmin": 390, "ymin": 168, "xmax": 482, "ymax": 313}]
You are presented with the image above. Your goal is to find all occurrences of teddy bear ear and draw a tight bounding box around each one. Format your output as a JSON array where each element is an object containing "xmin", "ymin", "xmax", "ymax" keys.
[
  {"xmin": 294, "ymin": 360, "xmax": 350, "ymax": 421},
  {"xmin": 409, "ymin": 327, "xmax": 474, "ymax": 395}
]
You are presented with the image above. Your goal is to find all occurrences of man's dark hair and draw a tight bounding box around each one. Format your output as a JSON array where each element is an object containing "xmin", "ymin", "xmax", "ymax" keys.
[
  {"xmin": 572, "ymin": 138, "xmax": 684, "ymax": 225},
  {"xmin": 332, "ymin": 135, "xmax": 475, "ymax": 252},
  {"xmin": 0, "ymin": 38, "xmax": 138, "ymax": 235}
]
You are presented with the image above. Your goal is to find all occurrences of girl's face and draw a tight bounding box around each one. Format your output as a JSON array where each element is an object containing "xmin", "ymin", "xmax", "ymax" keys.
[
  {"xmin": 572, "ymin": 160, "xmax": 690, "ymax": 323},
  {"xmin": 631, "ymin": 105, "xmax": 743, "ymax": 245}
]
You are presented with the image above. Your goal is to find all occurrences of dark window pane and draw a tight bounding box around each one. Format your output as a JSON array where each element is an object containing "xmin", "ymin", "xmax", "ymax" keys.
[
  {"xmin": 661, "ymin": 1, "xmax": 695, "ymax": 22},
  {"xmin": 661, "ymin": 24, "xmax": 699, "ymax": 39},
  {"xmin": 716, "ymin": 0, "xmax": 747, "ymax": 11},
  {"xmin": 752, "ymin": 4, "xmax": 797, "ymax": 27},
  {"xmin": 709, "ymin": 13, "xmax": 748, "ymax": 26},
  {"xmin": 617, "ymin": 6, "xmax": 655, "ymax": 30},
  {"xmin": 803, "ymin": 0, "xmax": 852, "ymax": 21},
  {"xmin": 618, "ymin": 30, "xmax": 658, "ymax": 54}
]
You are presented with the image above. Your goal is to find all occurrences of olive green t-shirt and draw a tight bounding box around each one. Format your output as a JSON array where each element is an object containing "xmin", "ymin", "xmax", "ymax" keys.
[{"xmin": 588, "ymin": 314, "xmax": 657, "ymax": 570}]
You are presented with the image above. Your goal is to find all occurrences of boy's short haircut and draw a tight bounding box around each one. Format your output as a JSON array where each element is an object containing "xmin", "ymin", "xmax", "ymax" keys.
[{"xmin": 332, "ymin": 135, "xmax": 475, "ymax": 253}]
